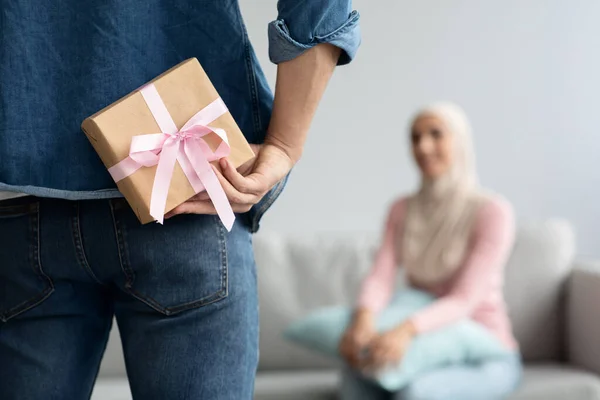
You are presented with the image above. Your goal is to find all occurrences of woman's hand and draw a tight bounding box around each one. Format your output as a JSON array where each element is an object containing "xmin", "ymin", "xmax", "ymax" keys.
[
  {"xmin": 361, "ymin": 321, "xmax": 416, "ymax": 370},
  {"xmin": 165, "ymin": 143, "xmax": 293, "ymax": 217},
  {"xmin": 339, "ymin": 309, "xmax": 377, "ymax": 368}
]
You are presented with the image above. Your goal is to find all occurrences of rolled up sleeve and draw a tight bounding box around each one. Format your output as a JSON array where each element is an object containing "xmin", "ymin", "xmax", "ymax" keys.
[{"xmin": 268, "ymin": 0, "xmax": 361, "ymax": 65}]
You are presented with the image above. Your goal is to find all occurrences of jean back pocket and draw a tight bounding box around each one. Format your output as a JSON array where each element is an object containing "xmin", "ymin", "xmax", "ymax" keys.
[
  {"xmin": 111, "ymin": 200, "xmax": 229, "ymax": 316},
  {"xmin": 0, "ymin": 201, "xmax": 54, "ymax": 322}
]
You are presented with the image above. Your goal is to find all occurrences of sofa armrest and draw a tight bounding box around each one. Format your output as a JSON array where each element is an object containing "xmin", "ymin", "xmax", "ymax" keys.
[{"xmin": 567, "ymin": 261, "xmax": 600, "ymax": 375}]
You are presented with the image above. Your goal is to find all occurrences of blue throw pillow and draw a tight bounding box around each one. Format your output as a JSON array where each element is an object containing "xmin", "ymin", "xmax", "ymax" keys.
[{"xmin": 284, "ymin": 289, "xmax": 512, "ymax": 391}]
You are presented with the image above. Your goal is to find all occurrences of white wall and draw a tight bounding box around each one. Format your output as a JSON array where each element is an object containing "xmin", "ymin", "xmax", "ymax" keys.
[{"xmin": 240, "ymin": 1, "xmax": 600, "ymax": 258}]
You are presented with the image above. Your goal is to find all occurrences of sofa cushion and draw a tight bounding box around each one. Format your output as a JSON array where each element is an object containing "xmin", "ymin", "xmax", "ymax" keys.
[
  {"xmin": 510, "ymin": 364, "xmax": 600, "ymax": 400},
  {"xmin": 503, "ymin": 220, "xmax": 575, "ymax": 362}
]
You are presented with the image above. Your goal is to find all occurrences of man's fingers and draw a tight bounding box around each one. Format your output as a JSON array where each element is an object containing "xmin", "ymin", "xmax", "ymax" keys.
[
  {"xmin": 212, "ymin": 165, "xmax": 255, "ymax": 205},
  {"xmin": 165, "ymin": 199, "xmax": 253, "ymax": 219},
  {"xmin": 220, "ymin": 158, "xmax": 267, "ymax": 196},
  {"xmin": 220, "ymin": 158, "xmax": 249, "ymax": 191},
  {"xmin": 166, "ymin": 201, "xmax": 217, "ymax": 218},
  {"xmin": 190, "ymin": 191, "xmax": 210, "ymax": 201},
  {"xmin": 163, "ymin": 160, "xmax": 265, "ymax": 219}
]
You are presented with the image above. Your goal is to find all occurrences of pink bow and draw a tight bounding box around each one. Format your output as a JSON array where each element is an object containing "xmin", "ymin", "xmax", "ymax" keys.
[{"xmin": 108, "ymin": 83, "xmax": 235, "ymax": 230}]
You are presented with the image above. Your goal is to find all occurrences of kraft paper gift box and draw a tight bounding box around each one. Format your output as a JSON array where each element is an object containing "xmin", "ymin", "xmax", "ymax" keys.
[{"xmin": 81, "ymin": 58, "xmax": 254, "ymax": 228}]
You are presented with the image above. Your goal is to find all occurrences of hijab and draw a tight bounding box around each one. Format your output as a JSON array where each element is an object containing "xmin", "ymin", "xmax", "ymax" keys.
[{"xmin": 402, "ymin": 103, "xmax": 488, "ymax": 286}]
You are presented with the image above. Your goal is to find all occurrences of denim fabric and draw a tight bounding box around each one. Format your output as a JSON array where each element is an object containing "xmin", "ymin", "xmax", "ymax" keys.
[
  {"xmin": 340, "ymin": 354, "xmax": 523, "ymax": 400},
  {"xmin": 0, "ymin": 196, "xmax": 259, "ymax": 399},
  {"xmin": 268, "ymin": 2, "xmax": 360, "ymax": 65},
  {"xmin": 0, "ymin": 0, "xmax": 360, "ymax": 230}
]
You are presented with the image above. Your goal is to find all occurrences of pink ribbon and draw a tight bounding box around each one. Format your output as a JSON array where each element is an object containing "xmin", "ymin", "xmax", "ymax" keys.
[{"xmin": 108, "ymin": 83, "xmax": 235, "ymax": 231}]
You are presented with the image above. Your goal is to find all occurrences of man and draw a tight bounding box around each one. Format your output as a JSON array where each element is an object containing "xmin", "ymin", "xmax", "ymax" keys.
[{"xmin": 0, "ymin": 1, "xmax": 360, "ymax": 399}]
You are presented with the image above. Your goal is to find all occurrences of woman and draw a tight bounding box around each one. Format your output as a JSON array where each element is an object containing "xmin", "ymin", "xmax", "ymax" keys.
[{"xmin": 339, "ymin": 103, "xmax": 522, "ymax": 400}]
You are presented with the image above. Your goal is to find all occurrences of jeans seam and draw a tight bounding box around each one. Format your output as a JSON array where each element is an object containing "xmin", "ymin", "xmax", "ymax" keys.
[
  {"xmin": 1, "ymin": 202, "xmax": 54, "ymax": 322},
  {"xmin": 127, "ymin": 287, "xmax": 228, "ymax": 316},
  {"xmin": 71, "ymin": 202, "xmax": 103, "ymax": 285},
  {"xmin": 216, "ymin": 216, "xmax": 228, "ymax": 296},
  {"xmin": 109, "ymin": 200, "xmax": 134, "ymax": 286}
]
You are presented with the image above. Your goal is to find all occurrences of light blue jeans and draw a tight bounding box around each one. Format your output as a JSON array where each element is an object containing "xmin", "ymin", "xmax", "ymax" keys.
[{"xmin": 340, "ymin": 354, "xmax": 522, "ymax": 400}]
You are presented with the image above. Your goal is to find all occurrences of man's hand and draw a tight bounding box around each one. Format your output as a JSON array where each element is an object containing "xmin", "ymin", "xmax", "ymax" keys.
[
  {"xmin": 361, "ymin": 321, "xmax": 416, "ymax": 371},
  {"xmin": 165, "ymin": 143, "xmax": 293, "ymax": 218},
  {"xmin": 166, "ymin": 43, "xmax": 341, "ymax": 219}
]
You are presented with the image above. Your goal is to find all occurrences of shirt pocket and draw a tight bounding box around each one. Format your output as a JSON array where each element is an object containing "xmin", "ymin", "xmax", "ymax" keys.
[{"xmin": 0, "ymin": 201, "xmax": 54, "ymax": 322}]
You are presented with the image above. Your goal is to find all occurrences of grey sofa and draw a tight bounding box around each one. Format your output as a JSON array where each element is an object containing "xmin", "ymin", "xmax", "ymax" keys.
[{"xmin": 94, "ymin": 220, "xmax": 600, "ymax": 400}]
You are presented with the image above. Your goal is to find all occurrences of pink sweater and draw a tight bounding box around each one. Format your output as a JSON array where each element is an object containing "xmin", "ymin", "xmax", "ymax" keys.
[{"xmin": 357, "ymin": 197, "xmax": 518, "ymax": 350}]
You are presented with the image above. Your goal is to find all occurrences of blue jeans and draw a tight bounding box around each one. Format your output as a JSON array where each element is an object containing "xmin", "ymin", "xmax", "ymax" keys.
[
  {"xmin": 340, "ymin": 354, "xmax": 522, "ymax": 400},
  {"xmin": 0, "ymin": 197, "xmax": 258, "ymax": 400}
]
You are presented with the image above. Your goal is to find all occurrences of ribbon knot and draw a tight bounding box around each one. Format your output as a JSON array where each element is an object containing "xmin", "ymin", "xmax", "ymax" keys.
[
  {"xmin": 107, "ymin": 84, "xmax": 235, "ymax": 230},
  {"xmin": 174, "ymin": 130, "xmax": 190, "ymax": 140},
  {"xmin": 172, "ymin": 125, "xmax": 208, "ymax": 141}
]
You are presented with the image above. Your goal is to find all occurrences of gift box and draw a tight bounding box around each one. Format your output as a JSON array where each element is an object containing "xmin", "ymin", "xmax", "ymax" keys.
[{"xmin": 81, "ymin": 58, "xmax": 254, "ymax": 229}]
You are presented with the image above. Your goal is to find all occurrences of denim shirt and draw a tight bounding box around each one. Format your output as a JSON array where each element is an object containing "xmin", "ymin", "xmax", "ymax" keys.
[{"xmin": 0, "ymin": 0, "xmax": 360, "ymax": 231}]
